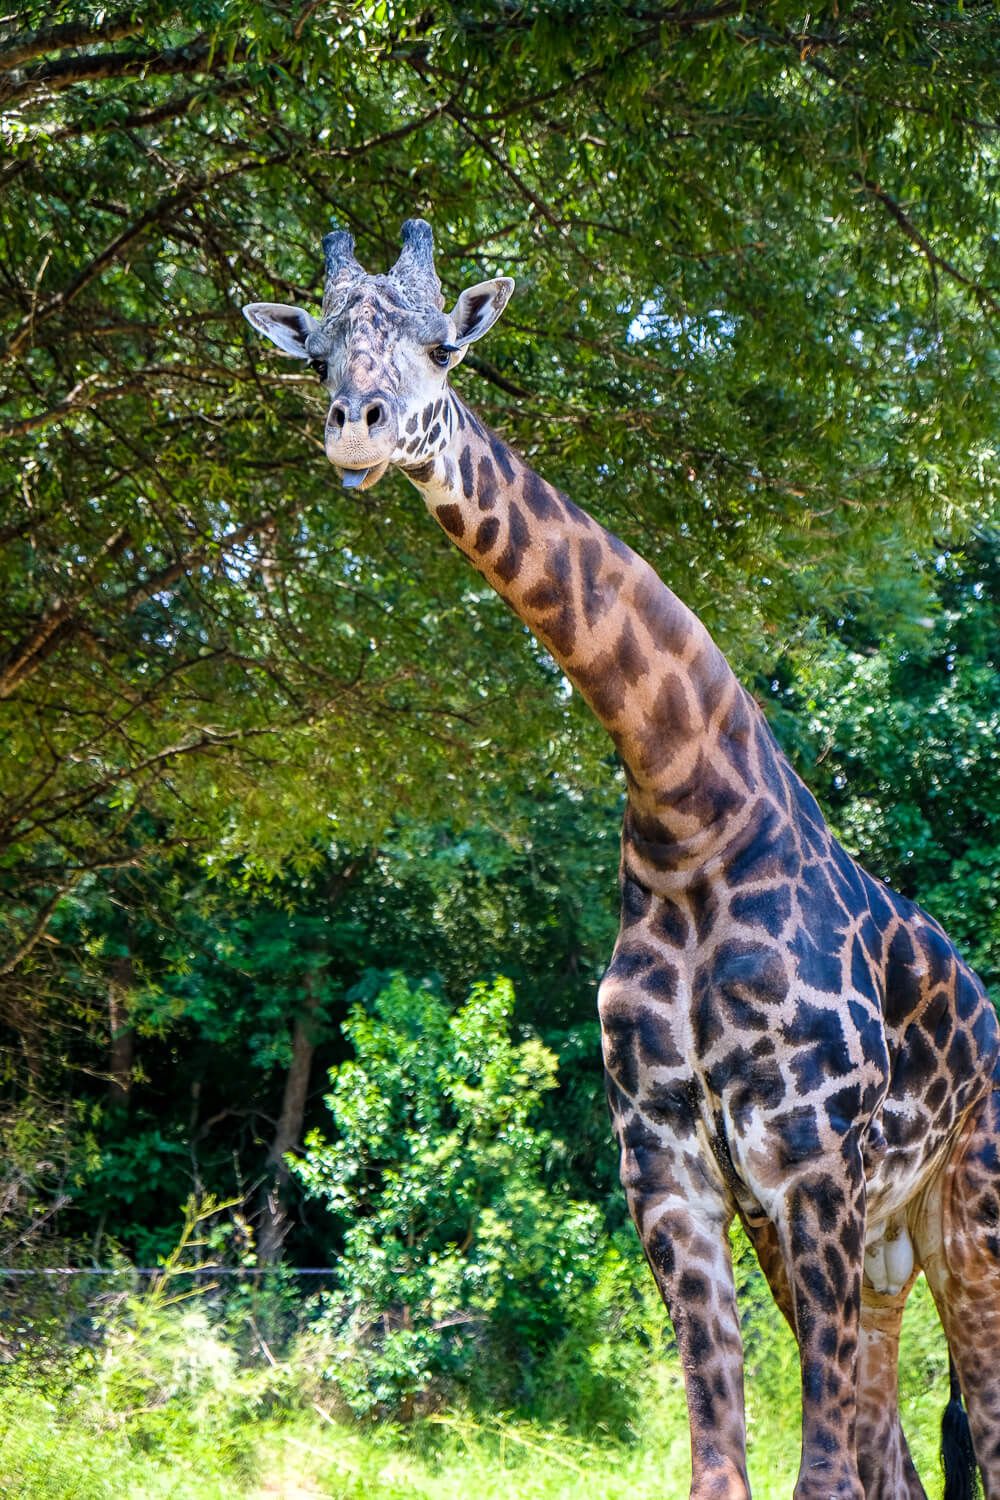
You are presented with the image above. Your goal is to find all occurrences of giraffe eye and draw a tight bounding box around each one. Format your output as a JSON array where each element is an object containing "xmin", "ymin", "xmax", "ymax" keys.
[
  {"xmin": 429, "ymin": 346, "xmax": 452, "ymax": 368},
  {"xmin": 310, "ymin": 358, "xmax": 328, "ymax": 381}
]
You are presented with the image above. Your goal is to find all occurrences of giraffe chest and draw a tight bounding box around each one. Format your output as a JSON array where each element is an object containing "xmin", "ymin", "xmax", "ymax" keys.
[{"xmin": 601, "ymin": 881, "xmax": 881, "ymax": 1102}]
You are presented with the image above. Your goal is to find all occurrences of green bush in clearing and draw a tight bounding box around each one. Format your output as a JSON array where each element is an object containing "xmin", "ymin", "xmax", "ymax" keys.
[{"xmin": 293, "ymin": 974, "xmax": 608, "ymax": 1419}]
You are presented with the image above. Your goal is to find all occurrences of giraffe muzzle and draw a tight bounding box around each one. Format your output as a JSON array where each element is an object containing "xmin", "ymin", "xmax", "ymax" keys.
[
  {"xmin": 333, "ymin": 458, "xmax": 391, "ymax": 492},
  {"xmin": 324, "ymin": 393, "xmax": 397, "ymax": 490}
]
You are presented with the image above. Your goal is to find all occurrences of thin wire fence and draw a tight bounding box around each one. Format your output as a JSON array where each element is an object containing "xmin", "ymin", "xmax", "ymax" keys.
[{"xmin": 0, "ymin": 1266, "xmax": 336, "ymax": 1277}]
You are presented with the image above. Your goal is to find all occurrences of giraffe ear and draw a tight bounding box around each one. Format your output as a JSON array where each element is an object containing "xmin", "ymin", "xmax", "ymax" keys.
[
  {"xmin": 448, "ymin": 278, "xmax": 515, "ymax": 347},
  {"xmin": 242, "ymin": 303, "xmax": 320, "ymax": 359}
]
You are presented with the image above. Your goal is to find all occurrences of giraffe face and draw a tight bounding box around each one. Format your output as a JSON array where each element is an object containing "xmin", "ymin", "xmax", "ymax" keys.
[
  {"xmin": 311, "ymin": 279, "xmax": 458, "ymax": 490},
  {"xmin": 243, "ymin": 221, "xmax": 513, "ymax": 493}
]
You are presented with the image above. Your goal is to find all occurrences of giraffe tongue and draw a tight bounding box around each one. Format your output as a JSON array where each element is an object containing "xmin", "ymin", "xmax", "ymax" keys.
[{"xmin": 340, "ymin": 467, "xmax": 371, "ymax": 490}]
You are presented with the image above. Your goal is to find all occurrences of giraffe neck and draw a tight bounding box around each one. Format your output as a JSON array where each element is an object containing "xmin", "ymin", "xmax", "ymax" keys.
[{"xmin": 400, "ymin": 394, "xmax": 760, "ymax": 881}]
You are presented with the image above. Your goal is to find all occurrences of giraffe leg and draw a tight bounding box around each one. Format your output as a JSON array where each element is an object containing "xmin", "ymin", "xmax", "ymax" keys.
[
  {"xmin": 742, "ymin": 1213, "xmax": 924, "ymax": 1500},
  {"xmin": 640, "ymin": 1195, "xmax": 749, "ymax": 1499},
  {"xmin": 770, "ymin": 1155, "xmax": 868, "ymax": 1500},
  {"xmin": 614, "ymin": 1114, "xmax": 749, "ymax": 1497},
  {"xmin": 856, "ymin": 1277, "xmax": 925, "ymax": 1500},
  {"xmin": 911, "ymin": 1086, "xmax": 1000, "ymax": 1499},
  {"xmin": 740, "ymin": 1211, "xmax": 795, "ymax": 1327}
]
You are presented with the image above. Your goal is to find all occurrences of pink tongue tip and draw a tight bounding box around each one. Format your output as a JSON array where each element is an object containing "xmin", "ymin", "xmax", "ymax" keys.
[{"xmin": 340, "ymin": 467, "xmax": 371, "ymax": 490}]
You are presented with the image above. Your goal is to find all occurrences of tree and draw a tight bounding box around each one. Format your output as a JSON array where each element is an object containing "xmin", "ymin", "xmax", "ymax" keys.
[
  {"xmin": 2, "ymin": 1, "xmax": 999, "ymax": 1011},
  {"xmin": 47, "ymin": 777, "xmax": 619, "ymax": 1262},
  {"xmin": 774, "ymin": 532, "xmax": 1000, "ymax": 993},
  {"xmin": 3, "ymin": 6, "xmax": 999, "ymax": 1304}
]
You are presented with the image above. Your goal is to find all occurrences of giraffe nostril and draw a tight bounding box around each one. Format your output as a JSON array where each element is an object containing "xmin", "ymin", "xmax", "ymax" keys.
[
  {"xmin": 332, "ymin": 406, "xmax": 346, "ymax": 430},
  {"xmin": 366, "ymin": 402, "xmax": 383, "ymax": 431}
]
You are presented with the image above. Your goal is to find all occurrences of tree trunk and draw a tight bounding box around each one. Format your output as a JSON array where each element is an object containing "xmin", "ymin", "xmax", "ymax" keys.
[
  {"xmin": 256, "ymin": 860, "xmax": 360, "ymax": 1266},
  {"xmin": 256, "ymin": 984, "xmax": 319, "ymax": 1266},
  {"xmin": 107, "ymin": 953, "xmax": 134, "ymax": 1102}
]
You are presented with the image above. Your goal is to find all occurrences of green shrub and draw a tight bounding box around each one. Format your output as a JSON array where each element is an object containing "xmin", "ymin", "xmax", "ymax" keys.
[{"xmin": 293, "ymin": 974, "xmax": 606, "ymax": 1416}]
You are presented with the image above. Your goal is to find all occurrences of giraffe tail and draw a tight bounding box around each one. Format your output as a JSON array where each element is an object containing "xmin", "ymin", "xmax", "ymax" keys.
[{"xmin": 941, "ymin": 1352, "xmax": 979, "ymax": 1500}]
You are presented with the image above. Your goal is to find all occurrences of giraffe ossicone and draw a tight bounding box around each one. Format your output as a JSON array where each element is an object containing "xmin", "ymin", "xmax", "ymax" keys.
[{"xmin": 244, "ymin": 219, "xmax": 1000, "ymax": 1500}]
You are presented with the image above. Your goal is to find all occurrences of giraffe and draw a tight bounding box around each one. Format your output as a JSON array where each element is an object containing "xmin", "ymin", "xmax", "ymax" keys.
[{"xmin": 243, "ymin": 219, "xmax": 1000, "ymax": 1500}]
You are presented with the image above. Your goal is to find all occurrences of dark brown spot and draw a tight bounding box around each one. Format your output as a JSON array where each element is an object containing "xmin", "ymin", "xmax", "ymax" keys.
[
  {"xmin": 731, "ymin": 885, "xmax": 793, "ymax": 939},
  {"xmin": 612, "ymin": 616, "xmax": 648, "ymax": 686},
  {"xmin": 688, "ymin": 640, "xmax": 731, "ymax": 721},
  {"xmin": 634, "ymin": 575, "xmax": 688, "ymax": 655},
  {"xmin": 600, "ymin": 991, "xmax": 682, "ymax": 1093},
  {"xmin": 771, "ymin": 1106, "xmax": 822, "ymax": 1168},
  {"xmin": 564, "ymin": 497, "xmax": 593, "ymax": 529},
  {"xmin": 643, "ymin": 1079, "xmax": 698, "ymax": 1133},
  {"xmin": 621, "ymin": 871, "xmax": 652, "ymax": 923},
  {"xmin": 459, "ymin": 444, "xmax": 475, "ymax": 499},
  {"xmin": 522, "ymin": 537, "xmax": 576, "ymax": 654},
  {"xmin": 523, "ymin": 580, "xmax": 563, "ymax": 612},
  {"xmin": 494, "ymin": 502, "xmax": 530, "ymax": 583},
  {"xmin": 655, "ymin": 672, "xmax": 697, "ymax": 734},
  {"xmin": 474, "ymin": 515, "xmax": 500, "ymax": 553},
  {"xmin": 694, "ymin": 940, "xmax": 789, "ymax": 1039},
  {"xmin": 784, "ymin": 1001, "xmax": 853, "ymax": 1093},
  {"xmin": 522, "ymin": 469, "xmax": 561, "ymax": 520},
  {"xmin": 543, "ymin": 536, "xmax": 572, "ymax": 592},
  {"xmin": 723, "ymin": 800, "xmax": 798, "ymax": 886},
  {"xmin": 688, "ymin": 879, "xmax": 720, "ymax": 943},
  {"xmin": 579, "ymin": 537, "xmax": 606, "ymax": 627},
  {"xmin": 436, "ymin": 504, "xmax": 465, "ymax": 539},
  {"xmin": 574, "ymin": 658, "xmax": 626, "ymax": 721},
  {"xmin": 655, "ymin": 750, "xmax": 745, "ymax": 826},
  {"xmin": 490, "ymin": 431, "xmax": 516, "ymax": 482},
  {"xmin": 651, "ymin": 898, "xmax": 689, "ymax": 949},
  {"xmin": 477, "ymin": 455, "xmax": 498, "ymax": 510},
  {"xmin": 643, "ymin": 962, "xmax": 678, "ymax": 1001}
]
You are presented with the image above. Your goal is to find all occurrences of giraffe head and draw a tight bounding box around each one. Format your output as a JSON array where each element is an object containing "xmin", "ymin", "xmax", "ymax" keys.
[{"xmin": 243, "ymin": 219, "xmax": 514, "ymax": 491}]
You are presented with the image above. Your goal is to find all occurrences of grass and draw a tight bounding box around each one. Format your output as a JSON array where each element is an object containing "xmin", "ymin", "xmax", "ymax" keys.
[{"xmin": 0, "ymin": 1276, "xmax": 951, "ymax": 1499}]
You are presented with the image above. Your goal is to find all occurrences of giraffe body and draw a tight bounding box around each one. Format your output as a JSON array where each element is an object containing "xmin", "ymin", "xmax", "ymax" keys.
[{"xmin": 244, "ymin": 220, "xmax": 1000, "ymax": 1499}]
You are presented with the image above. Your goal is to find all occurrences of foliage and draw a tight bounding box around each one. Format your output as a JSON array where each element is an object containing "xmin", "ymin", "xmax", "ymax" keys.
[
  {"xmin": 37, "ymin": 777, "xmax": 617, "ymax": 1264},
  {"xmin": 0, "ymin": 1262, "xmax": 951, "ymax": 1500},
  {"xmin": 3, "ymin": 0, "xmax": 1000, "ymax": 996},
  {"xmin": 777, "ymin": 532, "xmax": 1000, "ymax": 991},
  {"xmin": 294, "ymin": 973, "xmax": 605, "ymax": 1416},
  {"xmin": 0, "ymin": 1197, "xmax": 290, "ymax": 1498},
  {"xmin": 0, "ymin": 1098, "xmax": 104, "ymax": 1362}
]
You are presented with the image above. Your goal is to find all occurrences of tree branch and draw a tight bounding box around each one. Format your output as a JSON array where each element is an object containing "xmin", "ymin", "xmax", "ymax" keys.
[
  {"xmin": 0, "ymin": 875, "xmax": 82, "ymax": 978},
  {"xmin": 0, "ymin": 526, "xmax": 133, "ymax": 700},
  {"xmin": 0, "ymin": 376, "xmax": 150, "ymax": 437},
  {"xmin": 856, "ymin": 174, "xmax": 1000, "ymax": 317},
  {"xmin": 0, "ymin": 15, "xmax": 144, "ymax": 71},
  {"xmin": 1, "ymin": 38, "xmax": 250, "ymax": 107}
]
